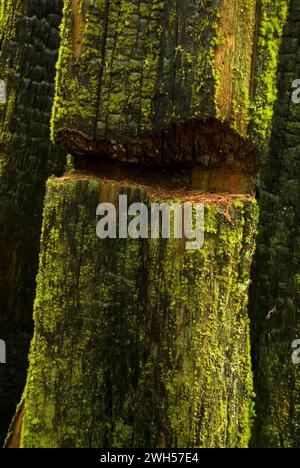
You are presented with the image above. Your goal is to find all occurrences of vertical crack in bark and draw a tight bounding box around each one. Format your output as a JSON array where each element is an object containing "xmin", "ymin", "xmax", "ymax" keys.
[
  {"xmin": 94, "ymin": 0, "xmax": 110, "ymax": 139},
  {"xmin": 249, "ymin": 0, "xmax": 262, "ymax": 101}
]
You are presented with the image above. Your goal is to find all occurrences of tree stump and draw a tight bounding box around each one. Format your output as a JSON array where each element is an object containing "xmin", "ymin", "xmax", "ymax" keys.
[{"xmin": 18, "ymin": 175, "xmax": 258, "ymax": 448}]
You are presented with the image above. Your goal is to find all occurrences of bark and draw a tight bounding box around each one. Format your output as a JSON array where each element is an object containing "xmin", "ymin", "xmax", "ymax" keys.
[
  {"xmin": 0, "ymin": 0, "xmax": 66, "ymax": 443},
  {"xmin": 52, "ymin": 0, "xmax": 261, "ymax": 170},
  {"xmin": 249, "ymin": 0, "xmax": 300, "ymax": 448},
  {"xmin": 16, "ymin": 175, "xmax": 258, "ymax": 448},
  {"xmin": 51, "ymin": 0, "xmax": 288, "ymax": 191},
  {"xmin": 1, "ymin": 0, "xmax": 291, "ymax": 449},
  {"xmin": 250, "ymin": 0, "xmax": 289, "ymax": 151}
]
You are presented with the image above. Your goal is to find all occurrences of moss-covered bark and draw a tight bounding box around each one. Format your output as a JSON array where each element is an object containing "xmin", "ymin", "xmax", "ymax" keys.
[
  {"xmin": 47, "ymin": 0, "xmax": 288, "ymax": 191},
  {"xmin": 249, "ymin": 0, "xmax": 300, "ymax": 448},
  {"xmin": 0, "ymin": 0, "xmax": 23, "ymax": 173},
  {"xmin": 0, "ymin": 0, "xmax": 66, "ymax": 443},
  {"xmin": 0, "ymin": 0, "xmax": 290, "ymax": 449},
  {"xmin": 51, "ymin": 0, "xmax": 261, "ymax": 164},
  {"xmin": 15, "ymin": 175, "xmax": 258, "ymax": 448},
  {"xmin": 0, "ymin": 1, "xmax": 22, "ymax": 51},
  {"xmin": 249, "ymin": 0, "xmax": 289, "ymax": 151}
]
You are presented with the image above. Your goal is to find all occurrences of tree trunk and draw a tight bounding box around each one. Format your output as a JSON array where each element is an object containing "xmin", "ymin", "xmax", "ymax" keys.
[
  {"xmin": 249, "ymin": 0, "xmax": 300, "ymax": 448},
  {"xmin": 15, "ymin": 175, "xmax": 258, "ymax": 448},
  {"xmin": 50, "ymin": 0, "xmax": 287, "ymax": 190},
  {"xmin": 1, "ymin": 0, "xmax": 292, "ymax": 449},
  {"xmin": 53, "ymin": 0, "xmax": 257, "ymax": 147},
  {"xmin": 0, "ymin": 0, "xmax": 66, "ymax": 443}
]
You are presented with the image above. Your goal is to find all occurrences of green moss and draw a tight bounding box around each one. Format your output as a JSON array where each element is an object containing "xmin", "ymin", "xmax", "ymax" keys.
[
  {"xmin": 250, "ymin": 0, "xmax": 289, "ymax": 151},
  {"xmin": 20, "ymin": 175, "xmax": 258, "ymax": 448},
  {"xmin": 51, "ymin": 0, "xmax": 110, "ymax": 142},
  {"xmin": 0, "ymin": 0, "xmax": 19, "ymax": 42},
  {"xmin": 0, "ymin": 0, "xmax": 22, "ymax": 174}
]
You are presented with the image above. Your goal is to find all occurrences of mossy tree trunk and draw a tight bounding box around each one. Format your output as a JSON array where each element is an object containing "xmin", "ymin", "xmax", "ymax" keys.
[
  {"xmin": 2, "ymin": 0, "xmax": 291, "ymax": 449},
  {"xmin": 0, "ymin": 0, "xmax": 66, "ymax": 443},
  {"xmin": 16, "ymin": 176, "xmax": 258, "ymax": 448},
  {"xmin": 53, "ymin": 0, "xmax": 257, "ymax": 148},
  {"xmin": 249, "ymin": 0, "xmax": 300, "ymax": 448},
  {"xmin": 50, "ymin": 0, "xmax": 287, "ymax": 188}
]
